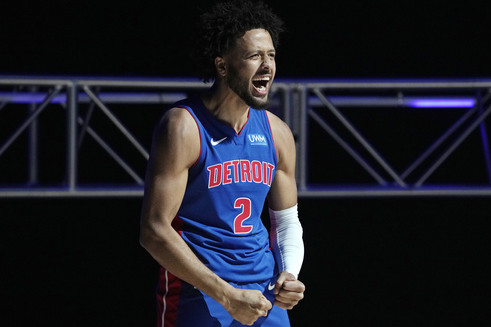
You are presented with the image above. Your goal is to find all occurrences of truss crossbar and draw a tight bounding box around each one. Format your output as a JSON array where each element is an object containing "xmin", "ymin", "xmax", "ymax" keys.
[{"xmin": 1, "ymin": 76, "xmax": 491, "ymax": 198}]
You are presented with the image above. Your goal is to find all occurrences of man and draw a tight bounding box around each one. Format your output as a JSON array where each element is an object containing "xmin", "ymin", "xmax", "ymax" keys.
[{"xmin": 140, "ymin": 1, "xmax": 305, "ymax": 326}]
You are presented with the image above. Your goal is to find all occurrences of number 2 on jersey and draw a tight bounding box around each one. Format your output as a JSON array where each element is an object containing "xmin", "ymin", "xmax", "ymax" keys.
[{"xmin": 234, "ymin": 197, "xmax": 253, "ymax": 234}]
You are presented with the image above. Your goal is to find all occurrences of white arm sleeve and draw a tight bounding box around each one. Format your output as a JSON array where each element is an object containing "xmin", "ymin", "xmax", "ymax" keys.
[{"xmin": 269, "ymin": 204, "xmax": 304, "ymax": 279}]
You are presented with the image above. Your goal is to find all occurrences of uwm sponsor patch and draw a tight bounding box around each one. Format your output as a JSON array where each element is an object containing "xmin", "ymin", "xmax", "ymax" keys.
[
  {"xmin": 247, "ymin": 134, "xmax": 267, "ymax": 145},
  {"xmin": 207, "ymin": 159, "xmax": 275, "ymax": 188}
]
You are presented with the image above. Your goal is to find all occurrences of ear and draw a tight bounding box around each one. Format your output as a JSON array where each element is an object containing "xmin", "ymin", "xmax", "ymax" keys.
[{"xmin": 214, "ymin": 57, "xmax": 227, "ymax": 77}]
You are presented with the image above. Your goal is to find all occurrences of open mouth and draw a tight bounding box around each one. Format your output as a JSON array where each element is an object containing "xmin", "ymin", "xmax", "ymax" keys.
[{"xmin": 252, "ymin": 76, "xmax": 270, "ymax": 94}]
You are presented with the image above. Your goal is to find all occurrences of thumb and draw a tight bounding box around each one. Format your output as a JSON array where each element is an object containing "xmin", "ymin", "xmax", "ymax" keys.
[
  {"xmin": 274, "ymin": 271, "xmax": 295, "ymax": 294},
  {"xmin": 263, "ymin": 297, "xmax": 273, "ymax": 311}
]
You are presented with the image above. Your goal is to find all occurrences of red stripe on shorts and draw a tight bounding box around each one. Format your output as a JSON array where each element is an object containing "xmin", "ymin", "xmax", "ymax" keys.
[{"xmin": 157, "ymin": 268, "xmax": 182, "ymax": 327}]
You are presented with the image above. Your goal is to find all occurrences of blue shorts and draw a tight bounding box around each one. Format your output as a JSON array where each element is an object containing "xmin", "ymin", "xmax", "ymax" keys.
[{"xmin": 156, "ymin": 269, "xmax": 290, "ymax": 327}]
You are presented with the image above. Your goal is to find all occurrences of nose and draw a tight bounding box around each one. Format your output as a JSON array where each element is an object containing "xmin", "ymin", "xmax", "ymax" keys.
[{"xmin": 261, "ymin": 56, "xmax": 272, "ymax": 70}]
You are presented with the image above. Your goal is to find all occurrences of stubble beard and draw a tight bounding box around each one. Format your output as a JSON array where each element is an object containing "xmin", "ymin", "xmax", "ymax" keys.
[{"xmin": 226, "ymin": 66, "xmax": 271, "ymax": 110}]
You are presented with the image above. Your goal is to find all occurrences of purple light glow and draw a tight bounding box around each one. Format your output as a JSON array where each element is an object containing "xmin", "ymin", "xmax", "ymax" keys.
[
  {"xmin": 408, "ymin": 98, "xmax": 475, "ymax": 108},
  {"xmin": 0, "ymin": 92, "xmax": 477, "ymax": 109},
  {"xmin": 0, "ymin": 94, "xmax": 67, "ymax": 104}
]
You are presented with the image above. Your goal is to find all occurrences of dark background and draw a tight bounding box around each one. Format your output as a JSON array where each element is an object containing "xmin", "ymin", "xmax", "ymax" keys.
[
  {"xmin": 2, "ymin": 197, "xmax": 490, "ymax": 326},
  {"xmin": 2, "ymin": 0, "xmax": 491, "ymax": 79},
  {"xmin": 2, "ymin": 1, "xmax": 491, "ymax": 326}
]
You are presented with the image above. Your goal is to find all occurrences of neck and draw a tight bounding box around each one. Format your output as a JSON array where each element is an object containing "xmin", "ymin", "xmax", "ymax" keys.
[{"xmin": 201, "ymin": 81, "xmax": 250, "ymax": 134}]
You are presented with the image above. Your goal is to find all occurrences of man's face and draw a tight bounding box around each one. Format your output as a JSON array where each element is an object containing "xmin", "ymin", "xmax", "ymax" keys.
[{"xmin": 224, "ymin": 29, "xmax": 276, "ymax": 109}]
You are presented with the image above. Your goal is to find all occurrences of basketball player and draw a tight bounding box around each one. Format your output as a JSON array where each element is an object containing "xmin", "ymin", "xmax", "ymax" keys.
[{"xmin": 140, "ymin": 1, "xmax": 305, "ymax": 326}]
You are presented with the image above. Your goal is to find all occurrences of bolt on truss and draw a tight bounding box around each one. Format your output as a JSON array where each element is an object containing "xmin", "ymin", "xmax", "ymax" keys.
[{"xmin": 1, "ymin": 76, "xmax": 491, "ymax": 197}]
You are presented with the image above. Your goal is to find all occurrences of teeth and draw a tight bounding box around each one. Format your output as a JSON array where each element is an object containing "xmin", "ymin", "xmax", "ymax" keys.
[{"xmin": 253, "ymin": 77, "xmax": 270, "ymax": 81}]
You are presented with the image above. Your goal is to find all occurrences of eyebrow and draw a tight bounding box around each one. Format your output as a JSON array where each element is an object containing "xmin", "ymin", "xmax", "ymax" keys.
[{"xmin": 246, "ymin": 49, "xmax": 276, "ymax": 55}]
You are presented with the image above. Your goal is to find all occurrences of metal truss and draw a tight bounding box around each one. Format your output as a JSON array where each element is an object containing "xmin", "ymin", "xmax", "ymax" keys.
[
  {"xmin": 292, "ymin": 80, "xmax": 491, "ymax": 197},
  {"xmin": 1, "ymin": 76, "xmax": 491, "ymax": 198}
]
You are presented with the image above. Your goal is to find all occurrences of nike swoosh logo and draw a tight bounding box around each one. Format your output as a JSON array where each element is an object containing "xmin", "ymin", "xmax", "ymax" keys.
[
  {"xmin": 211, "ymin": 137, "xmax": 227, "ymax": 146},
  {"xmin": 268, "ymin": 282, "xmax": 275, "ymax": 291}
]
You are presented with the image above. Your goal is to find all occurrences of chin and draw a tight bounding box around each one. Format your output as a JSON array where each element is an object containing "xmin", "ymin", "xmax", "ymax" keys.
[
  {"xmin": 243, "ymin": 91, "xmax": 270, "ymax": 109},
  {"xmin": 248, "ymin": 97, "xmax": 270, "ymax": 110}
]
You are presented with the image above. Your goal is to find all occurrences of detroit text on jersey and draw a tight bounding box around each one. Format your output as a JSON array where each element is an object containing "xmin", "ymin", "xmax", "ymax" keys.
[{"xmin": 207, "ymin": 159, "xmax": 275, "ymax": 188}]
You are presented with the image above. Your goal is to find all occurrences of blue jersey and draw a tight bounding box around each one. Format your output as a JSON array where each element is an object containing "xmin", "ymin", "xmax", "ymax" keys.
[{"xmin": 172, "ymin": 96, "xmax": 278, "ymax": 283}]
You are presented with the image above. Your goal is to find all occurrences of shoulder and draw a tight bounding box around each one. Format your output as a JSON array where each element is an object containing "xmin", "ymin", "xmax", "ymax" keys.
[
  {"xmin": 265, "ymin": 111, "xmax": 295, "ymax": 171},
  {"xmin": 265, "ymin": 111, "xmax": 295, "ymax": 150},
  {"xmin": 150, "ymin": 106, "xmax": 200, "ymax": 168},
  {"xmin": 154, "ymin": 107, "xmax": 199, "ymax": 142}
]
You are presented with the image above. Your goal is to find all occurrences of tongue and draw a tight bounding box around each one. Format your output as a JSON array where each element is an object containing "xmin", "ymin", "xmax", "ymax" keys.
[{"xmin": 253, "ymin": 83, "xmax": 267, "ymax": 96}]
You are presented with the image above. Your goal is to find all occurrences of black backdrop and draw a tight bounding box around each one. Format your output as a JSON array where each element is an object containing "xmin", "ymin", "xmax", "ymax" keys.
[
  {"xmin": 2, "ymin": 0, "xmax": 491, "ymax": 78},
  {"xmin": 2, "ymin": 0, "xmax": 491, "ymax": 326},
  {"xmin": 2, "ymin": 197, "xmax": 490, "ymax": 326}
]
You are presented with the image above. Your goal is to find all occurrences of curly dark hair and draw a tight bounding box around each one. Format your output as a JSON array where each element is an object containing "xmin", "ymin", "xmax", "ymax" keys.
[{"xmin": 191, "ymin": 0, "xmax": 285, "ymax": 82}]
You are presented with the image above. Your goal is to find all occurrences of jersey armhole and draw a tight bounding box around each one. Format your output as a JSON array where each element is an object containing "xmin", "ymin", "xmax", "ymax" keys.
[
  {"xmin": 265, "ymin": 111, "xmax": 279, "ymax": 165},
  {"xmin": 177, "ymin": 105, "xmax": 203, "ymax": 168}
]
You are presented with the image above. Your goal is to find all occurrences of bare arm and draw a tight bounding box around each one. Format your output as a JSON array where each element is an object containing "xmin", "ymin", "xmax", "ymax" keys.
[
  {"xmin": 140, "ymin": 107, "xmax": 222, "ymax": 295},
  {"xmin": 140, "ymin": 108, "xmax": 271, "ymax": 325},
  {"xmin": 266, "ymin": 111, "xmax": 306, "ymax": 310},
  {"xmin": 266, "ymin": 111, "xmax": 297, "ymax": 212}
]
